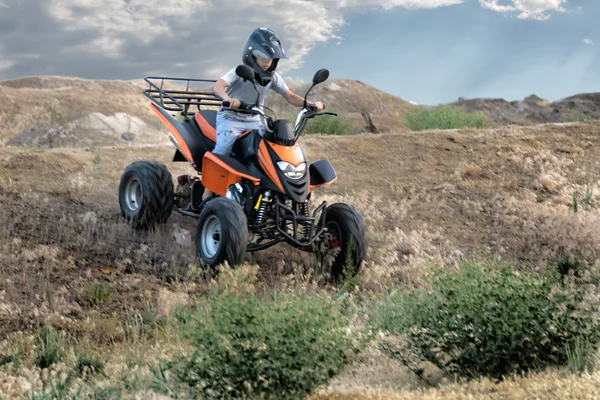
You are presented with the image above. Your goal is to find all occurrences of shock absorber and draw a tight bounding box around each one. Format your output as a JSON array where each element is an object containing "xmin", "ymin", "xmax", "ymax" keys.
[
  {"xmin": 298, "ymin": 201, "xmax": 310, "ymax": 239},
  {"xmin": 254, "ymin": 190, "xmax": 271, "ymax": 228}
]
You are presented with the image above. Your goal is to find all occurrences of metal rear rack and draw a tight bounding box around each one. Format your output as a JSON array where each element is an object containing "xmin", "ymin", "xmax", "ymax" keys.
[{"xmin": 142, "ymin": 76, "xmax": 223, "ymax": 117}]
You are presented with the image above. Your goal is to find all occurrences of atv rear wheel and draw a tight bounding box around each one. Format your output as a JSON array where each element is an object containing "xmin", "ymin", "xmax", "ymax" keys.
[
  {"xmin": 118, "ymin": 161, "xmax": 174, "ymax": 229},
  {"xmin": 321, "ymin": 203, "xmax": 367, "ymax": 281},
  {"xmin": 196, "ymin": 197, "xmax": 248, "ymax": 268}
]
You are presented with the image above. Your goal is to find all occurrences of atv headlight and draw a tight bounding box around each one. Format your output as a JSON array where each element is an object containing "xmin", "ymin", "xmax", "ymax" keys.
[{"xmin": 277, "ymin": 161, "xmax": 306, "ymax": 179}]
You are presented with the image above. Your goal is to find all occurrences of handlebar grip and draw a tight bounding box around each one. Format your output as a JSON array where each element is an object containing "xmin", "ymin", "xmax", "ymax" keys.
[
  {"xmin": 306, "ymin": 103, "xmax": 326, "ymax": 112},
  {"xmin": 222, "ymin": 100, "xmax": 252, "ymax": 110}
]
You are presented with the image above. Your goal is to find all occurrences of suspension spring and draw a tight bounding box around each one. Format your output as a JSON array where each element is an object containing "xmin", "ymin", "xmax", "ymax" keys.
[
  {"xmin": 254, "ymin": 191, "xmax": 271, "ymax": 228},
  {"xmin": 298, "ymin": 201, "xmax": 310, "ymax": 238}
]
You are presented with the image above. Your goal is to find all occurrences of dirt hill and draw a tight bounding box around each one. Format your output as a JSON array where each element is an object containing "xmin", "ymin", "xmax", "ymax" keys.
[
  {"xmin": 448, "ymin": 92, "xmax": 600, "ymax": 125},
  {"xmin": 1, "ymin": 118, "xmax": 599, "ymax": 397},
  {"xmin": 0, "ymin": 75, "xmax": 417, "ymax": 147}
]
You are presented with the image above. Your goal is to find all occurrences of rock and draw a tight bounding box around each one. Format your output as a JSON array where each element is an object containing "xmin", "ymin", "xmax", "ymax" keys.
[
  {"xmin": 121, "ymin": 132, "xmax": 136, "ymax": 143},
  {"xmin": 173, "ymin": 225, "xmax": 191, "ymax": 246}
]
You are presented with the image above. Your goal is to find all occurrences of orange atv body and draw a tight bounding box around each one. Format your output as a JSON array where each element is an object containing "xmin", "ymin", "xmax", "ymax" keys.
[{"xmin": 118, "ymin": 67, "xmax": 367, "ymax": 281}]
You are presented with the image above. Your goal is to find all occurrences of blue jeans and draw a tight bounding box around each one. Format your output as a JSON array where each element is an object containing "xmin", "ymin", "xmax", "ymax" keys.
[{"xmin": 213, "ymin": 111, "xmax": 265, "ymax": 156}]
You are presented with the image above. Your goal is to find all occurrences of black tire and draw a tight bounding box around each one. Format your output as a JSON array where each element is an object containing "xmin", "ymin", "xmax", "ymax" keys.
[
  {"xmin": 321, "ymin": 203, "xmax": 368, "ymax": 281},
  {"xmin": 118, "ymin": 161, "xmax": 174, "ymax": 229},
  {"xmin": 195, "ymin": 197, "xmax": 248, "ymax": 268}
]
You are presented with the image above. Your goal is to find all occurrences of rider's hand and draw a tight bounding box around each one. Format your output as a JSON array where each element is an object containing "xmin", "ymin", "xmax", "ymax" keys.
[
  {"xmin": 310, "ymin": 101, "xmax": 325, "ymax": 112},
  {"xmin": 227, "ymin": 98, "xmax": 241, "ymax": 109}
]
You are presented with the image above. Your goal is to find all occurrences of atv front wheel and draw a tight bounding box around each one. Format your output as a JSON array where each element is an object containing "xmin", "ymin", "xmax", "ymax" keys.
[
  {"xmin": 196, "ymin": 197, "xmax": 248, "ymax": 268},
  {"xmin": 321, "ymin": 203, "xmax": 368, "ymax": 281},
  {"xmin": 118, "ymin": 161, "xmax": 174, "ymax": 229}
]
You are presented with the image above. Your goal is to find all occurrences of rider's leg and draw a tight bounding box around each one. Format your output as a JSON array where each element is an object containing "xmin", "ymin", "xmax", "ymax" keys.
[{"xmin": 202, "ymin": 113, "xmax": 246, "ymax": 200}]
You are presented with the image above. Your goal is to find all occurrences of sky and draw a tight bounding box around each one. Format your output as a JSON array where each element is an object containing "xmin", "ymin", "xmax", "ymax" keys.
[{"xmin": 0, "ymin": 0, "xmax": 597, "ymax": 105}]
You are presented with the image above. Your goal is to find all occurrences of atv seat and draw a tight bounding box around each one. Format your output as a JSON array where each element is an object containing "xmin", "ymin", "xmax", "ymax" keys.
[
  {"xmin": 194, "ymin": 110, "xmax": 218, "ymax": 142},
  {"xmin": 194, "ymin": 111, "xmax": 252, "ymax": 143}
]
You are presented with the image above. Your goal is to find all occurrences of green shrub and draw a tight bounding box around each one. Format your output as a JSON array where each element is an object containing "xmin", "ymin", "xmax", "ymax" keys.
[
  {"xmin": 375, "ymin": 261, "xmax": 600, "ymax": 380},
  {"xmin": 164, "ymin": 277, "xmax": 364, "ymax": 399},
  {"xmin": 82, "ymin": 282, "xmax": 113, "ymax": 305},
  {"xmin": 404, "ymin": 105, "xmax": 491, "ymax": 131},
  {"xmin": 34, "ymin": 326, "xmax": 64, "ymax": 370},
  {"xmin": 303, "ymin": 111, "xmax": 353, "ymax": 135}
]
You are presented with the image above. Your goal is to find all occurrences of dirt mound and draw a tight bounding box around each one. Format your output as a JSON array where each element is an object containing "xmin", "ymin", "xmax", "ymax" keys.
[
  {"xmin": 0, "ymin": 76, "xmax": 165, "ymax": 146},
  {"xmin": 0, "ymin": 75, "xmax": 415, "ymax": 147},
  {"xmin": 449, "ymin": 92, "xmax": 600, "ymax": 125},
  {"xmin": 6, "ymin": 112, "xmax": 151, "ymax": 148}
]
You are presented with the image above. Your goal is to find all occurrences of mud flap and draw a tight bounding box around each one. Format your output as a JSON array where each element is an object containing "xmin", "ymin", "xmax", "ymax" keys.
[{"xmin": 173, "ymin": 149, "xmax": 187, "ymax": 162}]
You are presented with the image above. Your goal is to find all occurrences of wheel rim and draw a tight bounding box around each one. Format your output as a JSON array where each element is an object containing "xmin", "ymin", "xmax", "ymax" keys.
[
  {"xmin": 124, "ymin": 176, "xmax": 143, "ymax": 212},
  {"xmin": 201, "ymin": 214, "xmax": 221, "ymax": 259},
  {"xmin": 326, "ymin": 221, "xmax": 342, "ymax": 248}
]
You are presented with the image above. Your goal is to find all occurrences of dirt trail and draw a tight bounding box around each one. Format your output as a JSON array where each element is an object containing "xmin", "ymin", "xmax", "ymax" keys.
[{"xmin": 1, "ymin": 120, "xmax": 599, "ymax": 339}]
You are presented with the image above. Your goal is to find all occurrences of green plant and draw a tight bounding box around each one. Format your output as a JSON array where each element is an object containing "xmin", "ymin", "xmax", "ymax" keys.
[
  {"xmin": 34, "ymin": 326, "xmax": 64, "ymax": 369},
  {"xmin": 303, "ymin": 111, "xmax": 353, "ymax": 135},
  {"xmin": 82, "ymin": 282, "xmax": 113, "ymax": 305},
  {"xmin": 572, "ymin": 184, "xmax": 593, "ymax": 214},
  {"xmin": 163, "ymin": 269, "xmax": 365, "ymax": 399},
  {"xmin": 404, "ymin": 105, "xmax": 491, "ymax": 131},
  {"xmin": 375, "ymin": 261, "xmax": 600, "ymax": 380},
  {"xmin": 565, "ymin": 337, "xmax": 597, "ymax": 374}
]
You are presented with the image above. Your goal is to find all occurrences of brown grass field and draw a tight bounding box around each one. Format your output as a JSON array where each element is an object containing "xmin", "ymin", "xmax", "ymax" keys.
[{"xmin": 1, "ymin": 115, "xmax": 600, "ymax": 397}]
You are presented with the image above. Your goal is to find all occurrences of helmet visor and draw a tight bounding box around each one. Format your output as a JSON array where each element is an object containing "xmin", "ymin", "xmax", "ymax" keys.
[
  {"xmin": 250, "ymin": 41, "xmax": 287, "ymax": 60},
  {"xmin": 252, "ymin": 49, "xmax": 272, "ymax": 60}
]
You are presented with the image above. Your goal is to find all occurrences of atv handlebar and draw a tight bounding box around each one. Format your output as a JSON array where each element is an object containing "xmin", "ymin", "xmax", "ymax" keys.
[
  {"xmin": 222, "ymin": 100, "xmax": 255, "ymax": 111},
  {"xmin": 220, "ymin": 100, "xmax": 336, "ymax": 139},
  {"xmin": 221, "ymin": 101, "xmax": 328, "ymax": 114}
]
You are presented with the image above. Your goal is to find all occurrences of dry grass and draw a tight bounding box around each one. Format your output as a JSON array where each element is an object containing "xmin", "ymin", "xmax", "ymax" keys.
[
  {"xmin": 1, "ymin": 119, "xmax": 600, "ymax": 397},
  {"xmin": 311, "ymin": 369, "xmax": 600, "ymax": 399}
]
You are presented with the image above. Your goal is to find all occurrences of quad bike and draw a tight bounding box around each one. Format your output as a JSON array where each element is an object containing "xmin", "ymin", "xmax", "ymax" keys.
[{"xmin": 118, "ymin": 65, "xmax": 367, "ymax": 280}]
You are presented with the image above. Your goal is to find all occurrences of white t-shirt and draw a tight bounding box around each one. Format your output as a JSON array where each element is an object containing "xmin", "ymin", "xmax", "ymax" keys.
[{"xmin": 219, "ymin": 67, "xmax": 289, "ymax": 121}]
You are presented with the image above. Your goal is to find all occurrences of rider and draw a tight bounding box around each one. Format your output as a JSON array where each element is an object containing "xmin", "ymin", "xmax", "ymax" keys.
[{"xmin": 202, "ymin": 27, "xmax": 325, "ymax": 200}]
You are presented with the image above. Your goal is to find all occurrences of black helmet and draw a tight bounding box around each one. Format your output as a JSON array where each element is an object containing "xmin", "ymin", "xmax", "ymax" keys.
[{"xmin": 242, "ymin": 27, "xmax": 288, "ymax": 86}]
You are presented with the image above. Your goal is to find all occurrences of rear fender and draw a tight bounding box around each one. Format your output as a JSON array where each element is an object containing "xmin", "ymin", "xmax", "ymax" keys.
[
  {"xmin": 202, "ymin": 152, "xmax": 261, "ymax": 196},
  {"xmin": 309, "ymin": 159, "xmax": 337, "ymax": 191},
  {"xmin": 149, "ymin": 103, "xmax": 207, "ymax": 170}
]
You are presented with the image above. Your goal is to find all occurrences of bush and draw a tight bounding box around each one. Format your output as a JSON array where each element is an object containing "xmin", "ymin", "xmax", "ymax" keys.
[
  {"xmin": 164, "ymin": 268, "xmax": 364, "ymax": 399},
  {"xmin": 375, "ymin": 261, "xmax": 600, "ymax": 380},
  {"xmin": 404, "ymin": 105, "xmax": 491, "ymax": 131},
  {"xmin": 303, "ymin": 111, "xmax": 353, "ymax": 135}
]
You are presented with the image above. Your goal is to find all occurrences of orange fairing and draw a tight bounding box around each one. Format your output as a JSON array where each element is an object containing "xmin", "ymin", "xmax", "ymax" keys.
[
  {"xmin": 269, "ymin": 142, "xmax": 305, "ymax": 167},
  {"xmin": 201, "ymin": 152, "xmax": 260, "ymax": 196},
  {"xmin": 195, "ymin": 113, "xmax": 216, "ymax": 142},
  {"xmin": 149, "ymin": 103, "xmax": 194, "ymax": 165},
  {"xmin": 258, "ymin": 141, "xmax": 284, "ymax": 192}
]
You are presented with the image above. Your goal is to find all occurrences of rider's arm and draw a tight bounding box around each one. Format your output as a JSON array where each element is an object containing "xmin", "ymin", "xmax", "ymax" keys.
[
  {"xmin": 213, "ymin": 79, "xmax": 232, "ymax": 101},
  {"xmin": 281, "ymin": 90, "xmax": 324, "ymax": 111},
  {"xmin": 281, "ymin": 90, "xmax": 306, "ymax": 107}
]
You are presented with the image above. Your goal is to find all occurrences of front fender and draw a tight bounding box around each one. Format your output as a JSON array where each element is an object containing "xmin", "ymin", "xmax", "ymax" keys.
[{"xmin": 309, "ymin": 159, "xmax": 337, "ymax": 191}]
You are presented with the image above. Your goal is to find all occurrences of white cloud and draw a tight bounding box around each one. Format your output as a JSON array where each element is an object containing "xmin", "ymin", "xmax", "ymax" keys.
[
  {"xmin": 0, "ymin": 44, "xmax": 13, "ymax": 71},
  {"xmin": 0, "ymin": 60, "xmax": 13, "ymax": 71},
  {"xmin": 0, "ymin": 0, "xmax": 571, "ymax": 82},
  {"xmin": 321, "ymin": 0, "xmax": 464, "ymax": 9},
  {"xmin": 44, "ymin": 0, "xmax": 463, "ymax": 77},
  {"xmin": 583, "ymin": 38, "xmax": 594, "ymax": 45},
  {"xmin": 478, "ymin": 0, "xmax": 569, "ymax": 20}
]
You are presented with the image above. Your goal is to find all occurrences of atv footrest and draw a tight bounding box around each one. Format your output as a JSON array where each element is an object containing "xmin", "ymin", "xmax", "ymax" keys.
[{"xmin": 274, "ymin": 198, "xmax": 326, "ymax": 247}]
